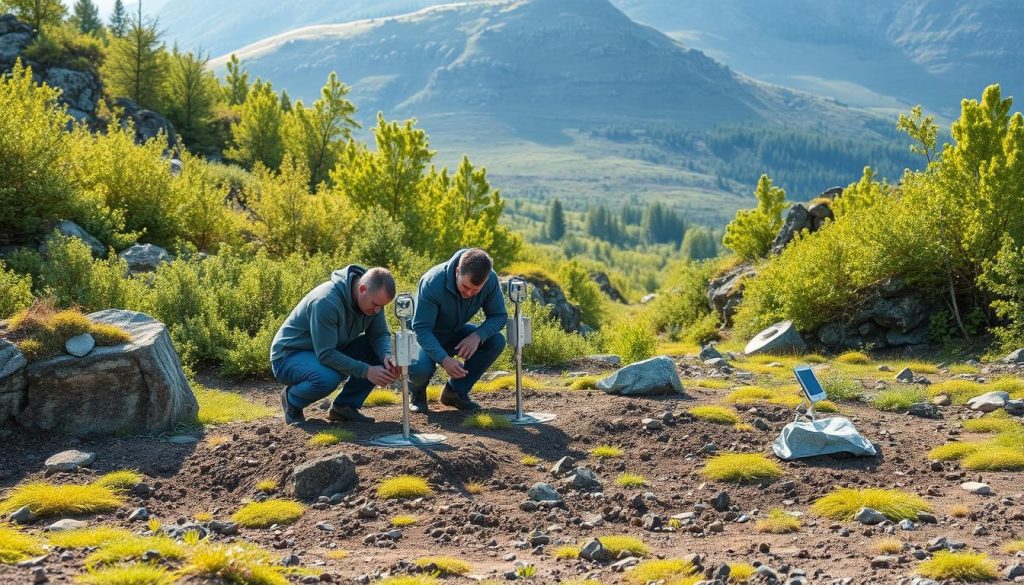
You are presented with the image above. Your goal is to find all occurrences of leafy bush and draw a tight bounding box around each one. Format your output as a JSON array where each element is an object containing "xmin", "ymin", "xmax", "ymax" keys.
[
  {"xmin": 0, "ymin": 261, "xmax": 33, "ymax": 319},
  {"xmin": 685, "ymin": 312, "xmax": 722, "ymax": 345},
  {"xmin": 722, "ymin": 174, "xmax": 785, "ymax": 261},
  {"xmin": 22, "ymin": 24, "xmax": 105, "ymax": 74},
  {"xmin": 819, "ymin": 372, "xmax": 864, "ymax": 401},
  {"xmin": 607, "ymin": 315, "xmax": 657, "ymax": 365},
  {"xmin": 500, "ymin": 299, "xmax": 592, "ymax": 367},
  {"xmin": 646, "ymin": 259, "xmax": 718, "ymax": 338},
  {"xmin": 558, "ymin": 259, "xmax": 606, "ymax": 328}
]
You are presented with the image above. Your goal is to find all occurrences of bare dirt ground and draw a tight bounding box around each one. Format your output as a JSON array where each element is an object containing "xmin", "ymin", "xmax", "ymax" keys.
[{"xmin": 2, "ymin": 356, "xmax": 1024, "ymax": 584}]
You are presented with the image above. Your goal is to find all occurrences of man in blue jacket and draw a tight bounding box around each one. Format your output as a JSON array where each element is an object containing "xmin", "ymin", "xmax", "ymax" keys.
[
  {"xmin": 270, "ymin": 266, "xmax": 399, "ymax": 425},
  {"xmin": 408, "ymin": 248, "xmax": 508, "ymax": 412}
]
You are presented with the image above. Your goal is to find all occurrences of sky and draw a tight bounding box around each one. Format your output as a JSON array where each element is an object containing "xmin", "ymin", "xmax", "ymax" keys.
[{"xmin": 60, "ymin": 0, "xmax": 168, "ymax": 19}]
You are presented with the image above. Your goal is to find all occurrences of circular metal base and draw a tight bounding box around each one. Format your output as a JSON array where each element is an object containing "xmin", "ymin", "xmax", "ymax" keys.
[
  {"xmin": 368, "ymin": 433, "xmax": 448, "ymax": 447},
  {"xmin": 510, "ymin": 412, "xmax": 557, "ymax": 425}
]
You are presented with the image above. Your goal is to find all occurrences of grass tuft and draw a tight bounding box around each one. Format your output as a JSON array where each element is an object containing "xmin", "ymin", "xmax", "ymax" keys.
[
  {"xmin": 755, "ymin": 509, "xmax": 800, "ymax": 534},
  {"xmin": 702, "ymin": 453, "xmax": 783, "ymax": 483},
  {"xmin": 0, "ymin": 525, "xmax": 44, "ymax": 564},
  {"xmin": 688, "ymin": 405, "xmax": 739, "ymax": 425},
  {"xmin": 84, "ymin": 536, "xmax": 185, "ymax": 568},
  {"xmin": 465, "ymin": 481, "xmax": 485, "ymax": 495},
  {"xmin": 916, "ymin": 550, "xmax": 997, "ymax": 582},
  {"xmin": 926, "ymin": 380, "xmax": 984, "ymax": 405},
  {"xmin": 555, "ymin": 545, "xmax": 580, "ymax": 559},
  {"xmin": 377, "ymin": 476, "xmax": 433, "ymax": 500},
  {"xmin": 414, "ymin": 556, "xmax": 472, "ymax": 576},
  {"xmin": 950, "ymin": 505, "xmax": 970, "ymax": 518},
  {"xmin": 476, "ymin": 375, "xmax": 542, "ymax": 392},
  {"xmin": 928, "ymin": 441, "xmax": 986, "ymax": 461},
  {"xmin": 75, "ymin": 563, "xmax": 176, "ymax": 585},
  {"xmin": 616, "ymin": 473, "xmax": 647, "ymax": 488},
  {"xmin": 590, "ymin": 445, "xmax": 623, "ymax": 459},
  {"xmin": 1001, "ymin": 540, "xmax": 1024, "ymax": 554},
  {"xmin": 836, "ymin": 351, "xmax": 871, "ymax": 364},
  {"xmin": 49, "ymin": 526, "xmax": 134, "ymax": 549},
  {"xmin": 308, "ymin": 429, "xmax": 355, "ymax": 446},
  {"xmin": 812, "ymin": 488, "xmax": 929, "ymax": 522},
  {"xmin": 255, "ymin": 479, "xmax": 278, "ymax": 493},
  {"xmin": 873, "ymin": 537, "xmax": 904, "ymax": 554},
  {"xmin": 729, "ymin": 563, "xmax": 756, "ymax": 583},
  {"xmin": 597, "ymin": 535, "xmax": 651, "ymax": 558},
  {"xmin": 363, "ymin": 389, "xmax": 400, "ymax": 407},
  {"xmin": 462, "ymin": 412, "xmax": 512, "ymax": 430},
  {"xmin": 520, "ymin": 455, "xmax": 541, "ymax": 466},
  {"xmin": 962, "ymin": 447, "xmax": 1024, "ymax": 471},
  {"xmin": 624, "ymin": 559, "xmax": 699, "ymax": 585},
  {"xmin": 89, "ymin": 323, "xmax": 133, "ymax": 346},
  {"xmin": 374, "ymin": 577, "xmax": 441, "ymax": 585},
  {"xmin": 230, "ymin": 499, "xmax": 304, "ymax": 528},
  {"xmin": 0, "ymin": 482, "xmax": 122, "ymax": 517},
  {"xmin": 962, "ymin": 412, "xmax": 1023, "ymax": 434},
  {"xmin": 870, "ymin": 386, "xmax": 927, "ymax": 412},
  {"xmin": 182, "ymin": 542, "xmax": 290, "ymax": 585},
  {"xmin": 193, "ymin": 384, "xmax": 274, "ymax": 426},
  {"xmin": 693, "ymin": 378, "xmax": 732, "ymax": 389},
  {"xmin": 426, "ymin": 385, "xmax": 443, "ymax": 402},
  {"xmin": 93, "ymin": 470, "xmax": 143, "ymax": 491},
  {"xmin": 570, "ymin": 375, "xmax": 602, "ymax": 390},
  {"xmin": 390, "ymin": 514, "xmax": 418, "ymax": 527},
  {"xmin": 949, "ymin": 364, "xmax": 981, "ymax": 375}
]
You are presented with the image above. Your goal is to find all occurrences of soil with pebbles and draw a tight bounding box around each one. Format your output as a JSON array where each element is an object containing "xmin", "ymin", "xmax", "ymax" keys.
[{"xmin": 2, "ymin": 358, "xmax": 1024, "ymax": 584}]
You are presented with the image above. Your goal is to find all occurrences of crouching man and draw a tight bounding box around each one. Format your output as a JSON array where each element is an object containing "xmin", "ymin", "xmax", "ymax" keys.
[
  {"xmin": 271, "ymin": 266, "xmax": 400, "ymax": 424},
  {"xmin": 408, "ymin": 248, "xmax": 508, "ymax": 412}
]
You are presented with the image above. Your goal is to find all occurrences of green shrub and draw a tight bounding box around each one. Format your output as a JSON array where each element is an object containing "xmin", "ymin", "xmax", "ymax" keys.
[
  {"xmin": 607, "ymin": 315, "xmax": 657, "ymax": 365},
  {"xmin": 684, "ymin": 312, "xmax": 722, "ymax": 344},
  {"xmin": 222, "ymin": 322, "xmax": 277, "ymax": 378},
  {"xmin": 558, "ymin": 259, "xmax": 606, "ymax": 329},
  {"xmin": 22, "ymin": 24, "xmax": 105, "ymax": 74},
  {"xmin": 820, "ymin": 372, "xmax": 864, "ymax": 401},
  {"xmin": 0, "ymin": 261, "xmax": 33, "ymax": 319},
  {"xmin": 647, "ymin": 259, "xmax": 718, "ymax": 338},
  {"xmin": 722, "ymin": 174, "xmax": 786, "ymax": 261},
  {"xmin": 500, "ymin": 299, "xmax": 592, "ymax": 367},
  {"xmin": 870, "ymin": 386, "xmax": 927, "ymax": 412}
]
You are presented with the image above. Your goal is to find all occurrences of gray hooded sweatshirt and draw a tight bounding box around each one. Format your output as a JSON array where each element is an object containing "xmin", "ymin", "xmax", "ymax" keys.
[{"xmin": 269, "ymin": 265, "xmax": 391, "ymax": 378}]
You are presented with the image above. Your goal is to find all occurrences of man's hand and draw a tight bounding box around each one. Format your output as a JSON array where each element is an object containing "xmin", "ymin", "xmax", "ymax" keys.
[
  {"xmin": 441, "ymin": 357, "xmax": 469, "ymax": 379},
  {"xmin": 383, "ymin": 355, "xmax": 400, "ymax": 376},
  {"xmin": 366, "ymin": 365, "xmax": 398, "ymax": 387},
  {"xmin": 454, "ymin": 332, "xmax": 482, "ymax": 360}
]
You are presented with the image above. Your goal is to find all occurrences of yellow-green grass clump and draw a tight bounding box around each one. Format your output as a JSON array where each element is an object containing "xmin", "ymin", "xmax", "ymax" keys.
[
  {"xmin": 836, "ymin": 351, "xmax": 871, "ymax": 364},
  {"xmin": 963, "ymin": 411, "xmax": 1023, "ymax": 434},
  {"xmin": 48, "ymin": 526, "xmax": 134, "ymax": 549},
  {"xmin": 703, "ymin": 453, "xmax": 783, "ymax": 483},
  {"xmin": 962, "ymin": 447, "xmax": 1024, "ymax": 471},
  {"xmin": 927, "ymin": 380, "xmax": 984, "ymax": 405},
  {"xmin": 363, "ymin": 389, "xmax": 400, "ymax": 407},
  {"xmin": 755, "ymin": 509, "xmax": 800, "ymax": 534},
  {"xmin": 616, "ymin": 473, "xmax": 647, "ymax": 488},
  {"xmin": 0, "ymin": 525, "xmax": 44, "ymax": 564},
  {"xmin": 326, "ymin": 550, "xmax": 349, "ymax": 560},
  {"xmin": 624, "ymin": 559, "xmax": 699, "ymax": 585},
  {"xmin": 374, "ymin": 576, "xmax": 441, "ymax": 585},
  {"xmin": 255, "ymin": 479, "xmax": 278, "ymax": 493},
  {"xmin": 308, "ymin": 429, "xmax": 356, "ymax": 446},
  {"xmin": 230, "ymin": 499, "xmax": 305, "ymax": 528},
  {"xmin": 465, "ymin": 481, "xmax": 485, "ymax": 495},
  {"xmin": 874, "ymin": 537, "xmax": 904, "ymax": 554},
  {"xmin": 802, "ymin": 354, "xmax": 827, "ymax": 363},
  {"xmin": 870, "ymin": 386, "xmax": 927, "ymax": 412},
  {"xmin": 597, "ymin": 535, "xmax": 651, "ymax": 558},
  {"xmin": 89, "ymin": 323, "xmax": 133, "ymax": 346},
  {"xmin": 729, "ymin": 563, "xmax": 756, "ymax": 583},
  {"xmin": 84, "ymin": 536, "xmax": 185, "ymax": 568},
  {"xmin": 194, "ymin": 512, "xmax": 213, "ymax": 523},
  {"xmin": 377, "ymin": 476, "xmax": 434, "ymax": 500},
  {"xmin": 390, "ymin": 515, "xmax": 418, "ymax": 527},
  {"xmin": 414, "ymin": 556, "xmax": 472, "ymax": 576},
  {"xmin": 928, "ymin": 441, "xmax": 986, "ymax": 461},
  {"xmin": 193, "ymin": 384, "xmax": 274, "ymax": 426},
  {"xmin": 590, "ymin": 445, "xmax": 623, "ymax": 459},
  {"xmin": 812, "ymin": 488, "xmax": 929, "ymax": 522},
  {"xmin": 987, "ymin": 377, "xmax": 1024, "ymax": 398},
  {"xmin": 1001, "ymin": 540, "xmax": 1024, "ymax": 554},
  {"xmin": 94, "ymin": 470, "xmax": 143, "ymax": 491},
  {"xmin": 693, "ymin": 378, "xmax": 732, "ymax": 390},
  {"xmin": 7, "ymin": 304, "xmax": 132, "ymax": 362},
  {"xmin": 181, "ymin": 542, "xmax": 290, "ymax": 585},
  {"xmin": 897, "ymin": 361, "xmax": 939, "ymax": 375},
  {"xmin": 734, "ymin": 422, "xmax": 755, "ymax": 432},
  {"xmin": 555, "ymin": 545, "xmax": 581, "ymax": 559},
  {"xmin": 561, "ymin": 580, "xmax": 601, "ymax": 585},
  {"xmin": 426, "ymin": 385, "xmax": 443, "ymax": 402},
  {"xmin": 949, "ymin": 364, "xmax": 981, "ymax": 375},
  {"xmin": 462, "ymin": 412, "xmax": 512, "ymax": 430},
  {"xmin": 0, "ymin": 482, "xmax": 123, "ymax": 517},
  {"xmin": 916, "ymin": 550, "xmax": 997, "ymax": 582},
  {"xmin": 477, "ymin": 375, "xmax": 542, "ymax": 392},
  {"xmin": 520, "ymin": 455, "xmax": 541, "ymax": 466},
  {"xmin": 570, "ymin": 375, "xmax": 602, "ymax": 390},
  {"xmin": 688, "ymin": 405, "xmax": 739, "ymax": 425},
  {"xmin": 75, "ymin": 563, "xmax": 175, "ymax": 585}
]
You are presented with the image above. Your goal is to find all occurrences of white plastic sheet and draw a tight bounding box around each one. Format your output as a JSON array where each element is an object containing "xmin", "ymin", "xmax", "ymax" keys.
[{"xmin": 772, "ymin": 416, "xmax": 877, "ymax": 460}]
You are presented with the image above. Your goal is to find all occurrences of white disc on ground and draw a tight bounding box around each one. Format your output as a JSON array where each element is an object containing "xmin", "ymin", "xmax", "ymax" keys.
[
  {"xmin": 368, "ymin": 433, "xmax": 448, "ymax": 447},
  {"xmin": 510, "ymin": 412, "xmax": 557, "ymax": 425}
]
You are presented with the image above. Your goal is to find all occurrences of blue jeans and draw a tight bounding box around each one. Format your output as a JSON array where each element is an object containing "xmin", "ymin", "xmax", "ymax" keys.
[
  {"xmin": 271, "ymin": 336, "xmax": 382, "ymax": 410},
  {"xmin": 408, "ymin": 324, "xmax": 506, "ymax": 399}
]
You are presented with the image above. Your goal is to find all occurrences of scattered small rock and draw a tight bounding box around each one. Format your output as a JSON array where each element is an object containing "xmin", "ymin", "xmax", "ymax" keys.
[
  {"xmin": 46, "ymin": 519, "xmax": 87, "ymax": 532},
  {"xmin": 895, "ymin": 368, "xmax": 915, "ymax": 382},
  {"xmin": 44, "ymin": 450, "xmax": 95, "ymax": 473},
  {"xmin": 961, "ymin": 481, "xmax": 991, "ymax": 495},
  {"xmin": 854, "ymin": 507, "xmax": 887, "ymax": 525},
  {"xmin": 64, "ymin": 333, "xmax": 95, "ymax": 357},
  {"xmin": 527, "ymin": 483, "xmax": 562, "ymax": 503}
]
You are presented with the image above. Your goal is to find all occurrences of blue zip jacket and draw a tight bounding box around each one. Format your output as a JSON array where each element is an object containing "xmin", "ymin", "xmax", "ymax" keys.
[
  {"xmin": 413, "ymin": 249, "xmax": 509, "ymax": 364},
  {"xmin": 270, "ymin": 265, "xmax": 391, "ymax": 378}
]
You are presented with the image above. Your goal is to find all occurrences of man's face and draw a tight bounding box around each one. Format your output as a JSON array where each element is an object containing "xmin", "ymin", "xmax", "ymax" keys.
[
  {"xmin": 357, "ymin": 285, "xmax": 393, "ymax": 316},
  {"xmin": 455, "ymin": 268, "xmax": 484, "ymax": 299}
]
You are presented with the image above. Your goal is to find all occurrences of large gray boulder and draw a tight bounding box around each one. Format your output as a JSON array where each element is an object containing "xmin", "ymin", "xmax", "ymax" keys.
[
  {"xmin": 39, "ymin": 220, "xmax": 106, "ymax": 258},
  {"xmin": 500, "ymin": 274, "xmax": 582, "ymax": 333},
  {"xmin": 770, "ymin": 203, "xmax": 812, "ymax": 255},
  {"xmin": 15, "ymin": 310, "xmax": 197, "ymax": 436},
  {"xmin": 807, "ymin": 202, "xmax": 835, "ymax": 231},
  {"xmin": 0, "ymin": 338, "xmax": 27, "ymax": 421},
  {"xmin": 0, "ymin": 14, "xmax": 33, "ymax": 66},
  {"xmin": 44, "ymin": 67, "xmax": 101, "ymax": 122},
  {"xmin": 597, "ymin": 356, "xmax": 683, "ymax": 396},
  {"xmin": 118, "ymin": 243, "xmax": 172, "ymax": 273},
  {"xmin": 590, "ymin": 271, "xmax": 625, "ymax": 303},
  {"xmin": 707, "ymin": 262, "xmax": 756, "ymax": 326},
  {"xmin": 115, "ymin": 98, "xmax": 177, "ymax": 150},
  {"xmin": 1002, "ymin": 349, "xmax": 1024, "ymax": 364},
  {"xmin": 291, "ymin": 454, "xmax": 357, "ymax": 500},
  {"xmin": 744, "ymin": 320, "xmax": 807, "ymax": 356}
]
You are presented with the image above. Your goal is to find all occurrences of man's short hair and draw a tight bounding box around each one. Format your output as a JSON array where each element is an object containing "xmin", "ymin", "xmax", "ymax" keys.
[
  {"xmin": 458, "ymin": 248, "xmax": 493, "ymax": 285},
  {"xmin": 363, "ymin": 267, "xmax": 396, "ymax": 298}
]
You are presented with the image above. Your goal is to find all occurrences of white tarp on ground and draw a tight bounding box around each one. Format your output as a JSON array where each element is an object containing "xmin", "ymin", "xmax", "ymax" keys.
[{"xmin": 773, "ymin": 416, "xmax": 877, "ymax": 460}]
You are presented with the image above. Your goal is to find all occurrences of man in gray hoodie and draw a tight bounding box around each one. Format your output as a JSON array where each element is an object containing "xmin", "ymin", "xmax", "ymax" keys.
[
  {"xmin": 270, "ymin": 266, "xmax": 399, "ymax": 424},
  {"xmin": 408, "ymin": 248, "xmax": 508, "ymax": 412}
]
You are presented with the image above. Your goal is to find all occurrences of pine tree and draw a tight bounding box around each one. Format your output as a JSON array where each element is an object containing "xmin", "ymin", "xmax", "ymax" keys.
[
  {"xmin": 71, "ymin": 0, "xmax": 102, "ymax": 35},
  {"xmin": 101, "ymin": 2, "xmax": 166, "ymax": 110},
  {"xmin": 108, "ymin": 0, "xmax": 127, "ymax": 36},
  {"xmin": 722, "ymin": 174, "xmax": 786, "ymax": 260},
  {"xmin": 545, "ymin": 198, "xmax": 565, "ymax": 241},
  {"xmin": 225, "ymin": 80, "xmax": 284, "ymax": 170},
  {"xmin": 163, "ymin": 47, "xmax": 218, "ymax": 150},
  {"xmin": 282, "ymin": 71, "xmax": 358, "ymax": 188},
  {"xmin": 279, "ymin": 89, "xmax": 291, "ymax": 112},
  {"xmin": 223, "ymin": 53, "xmax": 249, "ymax": 106},
  {"xmin": 3, "ymin": 0, "xmax": 66, "ymax": 32}
]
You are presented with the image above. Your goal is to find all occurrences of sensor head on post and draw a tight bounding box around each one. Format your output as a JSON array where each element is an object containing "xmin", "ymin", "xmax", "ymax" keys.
[
  {"xmin": 508, "ymin": 277, "xmax": 527, "ymax": 303},
  {"xmin": 395, "ymin": 293, "xmax": 414, "ymax": 320}
]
